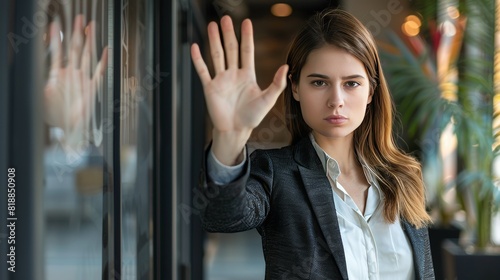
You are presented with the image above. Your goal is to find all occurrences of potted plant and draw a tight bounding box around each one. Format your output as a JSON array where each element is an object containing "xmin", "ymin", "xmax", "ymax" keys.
[
  {"xmin": 380, "ymin": 28, "xmax": 462, "ymax": 280},
  {"xmin": 440, "ymin": 0, "xmax": 500, "ymax": 279},
  {"xmin": 380, "ymin": 0, "xmax": 500, "ymax": 278}
]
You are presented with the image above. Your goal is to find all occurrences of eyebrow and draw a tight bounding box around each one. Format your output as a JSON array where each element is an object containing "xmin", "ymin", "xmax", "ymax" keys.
[{"xmin": 306, "ymin": 73, "xmax": 366, "ymax": 79}]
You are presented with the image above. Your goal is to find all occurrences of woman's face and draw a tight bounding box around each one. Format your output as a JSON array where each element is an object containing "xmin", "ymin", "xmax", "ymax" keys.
[{"xmin": 292, "ymin": 45, "xmax": 372, "ymax": 141}]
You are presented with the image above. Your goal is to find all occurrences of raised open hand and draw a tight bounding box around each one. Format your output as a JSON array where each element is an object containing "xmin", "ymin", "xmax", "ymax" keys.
[
  {"xmin": 191, "ymin": 16, "xmax": 288, "ymax": 136},
  {"xmin": 44, "ymin": 15, "xmax": 108, "ymax": 140},
  {"xmin": 191, "ymin": 16, "xmax": 288, "ymax": 164}
]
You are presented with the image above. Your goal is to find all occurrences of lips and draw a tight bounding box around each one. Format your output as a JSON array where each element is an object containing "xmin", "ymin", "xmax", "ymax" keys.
[{"xmin": 324, "ymin": 115, "xmax": 348, "ymax": 124}]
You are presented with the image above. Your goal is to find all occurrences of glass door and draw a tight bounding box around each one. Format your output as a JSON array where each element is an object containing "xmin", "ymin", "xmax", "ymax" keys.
[
  {"xmin": 119, "ymin": 0, "xmax": 155, "ymax": 279},
  {"xmin": 40, "ymin": 0, "xmax": 113, "ymax": 279},
  {"xmin": 1, "ymin": 0, "xmax": 205, "ymax": 279}
]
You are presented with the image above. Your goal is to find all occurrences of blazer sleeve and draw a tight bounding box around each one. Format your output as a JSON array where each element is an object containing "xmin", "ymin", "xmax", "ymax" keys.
[{"xmin": 198, "ymin": 144, "xmax": 273, "ymax": 233}]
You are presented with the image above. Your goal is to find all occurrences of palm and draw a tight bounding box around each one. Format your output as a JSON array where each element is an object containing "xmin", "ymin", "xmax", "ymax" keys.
[
  {"xmin": 44, "ymin": 15, "xmax": 108, "ymax": 132},
  {"xmin": 191, "ymin": 16, "xmax": 288, "ymax": 133},
  {"xmin": 44, "ymin": 67, "xmax": 94, "ymax": 129},
  {"xmin": 204, "ymin": 68, "xmax": 271, "ymax": 131}
]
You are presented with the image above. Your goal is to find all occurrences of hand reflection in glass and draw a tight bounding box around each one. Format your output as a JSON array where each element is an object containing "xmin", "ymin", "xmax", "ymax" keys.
[{"xmin": 44, "ymin": 15, "xmax": 108, "ymax": 144}]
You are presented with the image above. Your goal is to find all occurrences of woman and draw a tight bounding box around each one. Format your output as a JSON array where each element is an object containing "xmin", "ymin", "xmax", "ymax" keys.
[{"xmin": 191, "ymin": 8, "xmax": 435, "ymax": 280}]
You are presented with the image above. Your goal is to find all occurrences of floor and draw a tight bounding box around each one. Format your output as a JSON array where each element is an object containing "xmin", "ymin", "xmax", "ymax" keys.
[
  {"xmin": 44, "ymin": 217, "xmax": 266, "ymax": 280},
  {"xmin": 43, "ymin": 213, "xmax": 500, "ymax": 280},
  {"xmin": 44, "ymin": 219, "xmax": 103, "ymax": 280}
]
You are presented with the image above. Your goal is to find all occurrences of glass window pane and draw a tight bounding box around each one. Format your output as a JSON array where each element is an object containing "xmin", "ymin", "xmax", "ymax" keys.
[
  {"xmin": 119, "ymin": 0, "xmax": 154, "ymax": 279},
  {"xmin": 42, "ymin": 0, "xmax": 110, "ymax": 279}
]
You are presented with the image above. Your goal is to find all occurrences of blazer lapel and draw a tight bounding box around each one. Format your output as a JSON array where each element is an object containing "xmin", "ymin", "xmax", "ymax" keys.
[
  {"xmin": 402, "ymin": 221, "xmax": 425, "ymax": 279},
  {"xmin": 294, "ymin": 137, "xmax": 349, "ymax": 280}
]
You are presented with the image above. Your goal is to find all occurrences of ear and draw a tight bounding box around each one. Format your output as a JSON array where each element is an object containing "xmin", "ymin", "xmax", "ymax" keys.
[
  {"xmin": 289, "ymin": 74, "xmax": 300, "ymax": 101},
  {"xmin": 367, "ymin": 89, "xmax": 373, "ymax": 104}
]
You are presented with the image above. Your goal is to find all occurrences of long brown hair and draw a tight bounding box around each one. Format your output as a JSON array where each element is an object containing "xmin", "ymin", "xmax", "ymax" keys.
[{"xmin": 284, "ymin": 9, "xmax": 431, "ymax": 228}]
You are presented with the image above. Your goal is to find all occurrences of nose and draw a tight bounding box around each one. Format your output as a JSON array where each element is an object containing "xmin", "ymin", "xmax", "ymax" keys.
[{"xmin": 327, "ymin": 84, "xmax": 344, "ymax": 108}]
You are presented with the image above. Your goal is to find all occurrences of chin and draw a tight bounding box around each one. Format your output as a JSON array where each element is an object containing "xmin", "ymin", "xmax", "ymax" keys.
[{"xmin": 313, "ymin": 129, "xmax": 354, "ymax": 140}]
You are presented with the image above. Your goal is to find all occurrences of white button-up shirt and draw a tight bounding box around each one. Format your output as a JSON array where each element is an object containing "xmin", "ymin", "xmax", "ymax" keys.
[{"xmin": 309, "ymin": 134, "xmax": 415, "ymax": 280}]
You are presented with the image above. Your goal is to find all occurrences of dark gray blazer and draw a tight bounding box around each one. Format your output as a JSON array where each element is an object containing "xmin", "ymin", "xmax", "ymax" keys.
[{"xmin": 199, "ymin": 136, "xmax": 435, "ymax": 279}]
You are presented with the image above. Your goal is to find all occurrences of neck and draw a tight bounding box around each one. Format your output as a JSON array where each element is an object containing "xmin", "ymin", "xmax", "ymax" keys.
[{"xmin": 312, "ymin": 132, "xmax": 360, "ymax": 174}]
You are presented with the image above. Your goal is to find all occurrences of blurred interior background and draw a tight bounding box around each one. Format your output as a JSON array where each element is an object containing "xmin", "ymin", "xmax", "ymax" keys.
[{"xmin": 1, "ymin": 0, "xmax": 500, "ymax": 279}]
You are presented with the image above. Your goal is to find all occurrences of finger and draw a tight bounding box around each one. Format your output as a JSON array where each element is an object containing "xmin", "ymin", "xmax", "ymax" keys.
[
  {"xmin": 240, "ymin": 19, "xmax": 254, "ymax": 71},
  {"xmin": 81, "ymin": 22, "xmax": 94, "ymax": 77},
  {"xmin": 191, "ymin": 43, "xmax": 212, "ymax": 86},
  {"xmin": 90, "ymin": 47, "xmax": 108, "ymax": 120},
  {"xmin": 92, "ymin": 47, "xmax": 108, "ymax": 81},
  {"xmin": 49, "ymin": 20, "xmax": 63, "ymax": 72},
  {"xmin": 207, "ymin": 21, "xmax": 225, "ymax": 74},
  {"xmin": 88, "ymin": 47, "xmax": 108, "ymax": 110},
  {"xmin": 220, "ymin": 15, "xmax": 239, "ymax": 69},
  {"xmin": 263, "ymin": 64, "xmax": 289, "ymax": 102},
  {"xmin": 82, "ymin": 67, "xmax": 90, "ymax": 122},
  {"xmin": 69, "ymin": 15, "xmax": 84, "ymax": 68}
]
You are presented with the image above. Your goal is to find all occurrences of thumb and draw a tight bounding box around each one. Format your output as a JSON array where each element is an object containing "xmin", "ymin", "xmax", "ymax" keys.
[{"xmin": 263, "ymin": 64, "xmax": 289, "ymax": 103}]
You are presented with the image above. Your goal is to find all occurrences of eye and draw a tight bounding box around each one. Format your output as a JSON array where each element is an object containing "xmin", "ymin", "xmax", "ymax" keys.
[
  {"xmin": 345, "ymin": 81, "xmax": 360, "ymax": 88},
  {"xmin": 311, "ymin": 80, "xmax": 327, "ymax": 87}
]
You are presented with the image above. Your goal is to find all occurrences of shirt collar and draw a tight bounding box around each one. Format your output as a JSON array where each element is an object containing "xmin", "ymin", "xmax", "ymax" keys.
[{"xmin": 308, "ymin": 133, "xmax": 379, "ymax": 189}]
